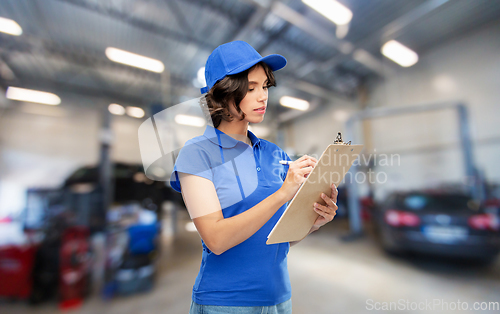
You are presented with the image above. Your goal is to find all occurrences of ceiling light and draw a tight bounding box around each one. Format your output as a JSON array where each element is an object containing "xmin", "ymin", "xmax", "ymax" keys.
[
  {"xmin": 381, "ymin": 40, "xmax": 418, "ymax": 67},
  {"xmin": 336, "ymin": 24, "xmax": 349, "ymax": 39},
  {"xmin": 175, "ymin": 114, "xmax": 206, "ymax": 127},
  {"xmin": 302, "ymin": 0, "xmax": 352, "ymax": 25},
  {"xmin": 0, "ymin": 17, "xmax": 22, "ymax": 36},
  {"xmin": 126, "ymin": 106, "xmax": 145, "ymax": 118},
  {"xmin": 105, "ymin": 47, "xmax": 164, "ymax": 73},
  {"xmin": 6, "ymin": 87, "xmax": 61, "ymax": 105},
  {"xmin": 197, "ymin": 67, "xmax": 206, "ymax": 87},
  {"xmin": 279, "ymin": 96, "xmax": 310, "ymax": 111},
  {"xmin": 108, "ymin": 103, "xmax": 125, "ymax": 115}
]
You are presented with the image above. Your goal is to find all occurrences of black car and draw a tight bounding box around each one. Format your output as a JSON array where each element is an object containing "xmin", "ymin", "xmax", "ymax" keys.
[
  {"xmin": 373, "ymin": 191, "xmax": 500, "ymax": 263},
  {"xmin": 63, "ymin": 163, "xmax": 183, "ymax": 221}
]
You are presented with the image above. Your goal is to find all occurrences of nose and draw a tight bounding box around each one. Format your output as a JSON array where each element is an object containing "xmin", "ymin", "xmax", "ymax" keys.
[{"xmin": 258, "ymin": 87, "xmax": 268, "ymax": 102}]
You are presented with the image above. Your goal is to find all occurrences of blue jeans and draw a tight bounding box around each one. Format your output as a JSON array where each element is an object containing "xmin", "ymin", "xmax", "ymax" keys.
[{"xmin": 189, "ymin": 298, "xmax": 292, "ymax": 314}]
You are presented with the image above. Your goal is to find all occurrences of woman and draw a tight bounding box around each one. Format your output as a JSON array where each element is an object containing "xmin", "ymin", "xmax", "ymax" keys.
[{"xmin": 170, "ymin": 41, "xmax": 338, "ymax": 314}]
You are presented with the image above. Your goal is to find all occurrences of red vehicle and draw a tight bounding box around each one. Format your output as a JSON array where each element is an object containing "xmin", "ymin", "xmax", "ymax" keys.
[{"xmin": 0, "ymin": 245, "xmax": 37, "ymax": 299}]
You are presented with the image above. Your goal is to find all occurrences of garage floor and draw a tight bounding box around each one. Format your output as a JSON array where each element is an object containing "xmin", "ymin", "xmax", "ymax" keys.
[{"xmin": 4, "ymin": 209, "xmax": 500, "ymax": 314}]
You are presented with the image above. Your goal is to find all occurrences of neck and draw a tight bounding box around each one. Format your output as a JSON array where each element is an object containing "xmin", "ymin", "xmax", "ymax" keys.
[
  {"xmin": 217, "ymin": 120, "xmax": 248, "ymax": 137},
  {"xmin": 217, "ymin": 120, "xmax": 250, "ymax": 143}
]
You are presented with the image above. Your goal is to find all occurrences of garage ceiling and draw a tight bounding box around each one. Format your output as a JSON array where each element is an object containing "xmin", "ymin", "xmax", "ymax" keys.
[{"xmin": 0, "ymin": 0, "xmax": 499, "ymax": 112}]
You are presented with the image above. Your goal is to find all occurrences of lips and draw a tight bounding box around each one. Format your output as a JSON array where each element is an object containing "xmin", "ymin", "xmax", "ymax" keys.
[{"xmin": 254, "ymin": 106, "xmax": 266, "ymax": 111}]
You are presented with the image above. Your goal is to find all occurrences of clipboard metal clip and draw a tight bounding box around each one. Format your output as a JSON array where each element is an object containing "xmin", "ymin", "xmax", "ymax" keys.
[{"xmin": 334, "ymin": 132, "xmax": 351, "ymax": 145}]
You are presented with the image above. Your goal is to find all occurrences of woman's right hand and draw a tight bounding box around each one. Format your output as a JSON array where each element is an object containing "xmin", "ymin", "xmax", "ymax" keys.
[{"xmin": 279, "ymin": 155, "xmax": 318, "ymax": 201}]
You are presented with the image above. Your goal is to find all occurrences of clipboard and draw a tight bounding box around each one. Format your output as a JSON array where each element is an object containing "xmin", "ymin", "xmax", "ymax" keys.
[{"xmin": 267, "ymin": 133, "xmax": 363, "ymax": 244}]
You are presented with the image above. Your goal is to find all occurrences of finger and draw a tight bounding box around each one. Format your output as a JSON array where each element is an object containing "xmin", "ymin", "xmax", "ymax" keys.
[
  {"xmin": 292, "ymin": 173, "xmax": 307, "ymax": 184},
  {"xmin": 321, "ymin": 193, "xmax": 338, "ymax": 209},
  {"xmin": 294, "ymin": 158, "xmax": 317, "ymax": 169},
  {"xmin": 313, "ymin": 206, "xmax": 335, "ymax": 220},
  {"xmin": 314, "ymin": 202, "xmax": 337, "ymax": 214},
  {"xmin": 314, "ymin": 203, "xmax": 336, "ymax": 213},
  {"xmin": 331, "ymin": 183, "xmax": 339, "ymax": 202},
  {"xmin": 295, "ymin": 154, "xmax": 311, "ymax": 162},
  {"xmin": 331, "ymin": 183, "xmax": 338, "ymax": 196},
  {"xmin": 299, "ymin": 167, "xmax": 314, "ymax": 178}
]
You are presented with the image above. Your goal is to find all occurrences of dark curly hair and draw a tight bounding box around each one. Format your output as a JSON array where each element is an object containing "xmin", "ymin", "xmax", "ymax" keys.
[{"xmin": 205, "ymin": 62, "xmax": 276, "ymax": 128}]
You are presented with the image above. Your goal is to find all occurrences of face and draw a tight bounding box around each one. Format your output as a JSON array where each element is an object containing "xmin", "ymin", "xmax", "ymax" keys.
[{"xmin": 229, "ymin": 64, "xmax": 269, "ymax": 124}]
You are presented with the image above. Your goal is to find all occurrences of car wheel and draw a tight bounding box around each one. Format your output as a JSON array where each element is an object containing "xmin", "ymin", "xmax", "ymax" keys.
[{"xmin": 379, "ymin": 229, "xmax": 404, "ymax": 256}]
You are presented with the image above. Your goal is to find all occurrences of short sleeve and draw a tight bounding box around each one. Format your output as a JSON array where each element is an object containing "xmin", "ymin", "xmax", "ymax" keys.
[
  {"xmin": 280, "ymin": 150, "xmax": 292, "ymax": 182},
  {"xmin": 169, "ymin": 142, "xmax": 213, "ymax": 193}
]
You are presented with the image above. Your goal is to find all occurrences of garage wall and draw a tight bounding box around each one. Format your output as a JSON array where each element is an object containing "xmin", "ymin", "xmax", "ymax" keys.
[
  {"xmin": 0, "ymin": 96, "xmax": 146, "ymax": 216},
  {"xmin": 282, "ymin": 98, "xmax": 360, "ymax": 158},
  {"xmin": 366, "ymin": 20, "xmax": 500, "ymax": 197},
  {"xmin": 281, "ymin": 20, "xmax": 500, "ymax": 200}
]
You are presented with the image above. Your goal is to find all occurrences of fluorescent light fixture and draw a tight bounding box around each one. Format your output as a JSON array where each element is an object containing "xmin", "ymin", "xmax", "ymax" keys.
[
  {"xmin": 381, "ymin": 40, "xmax": 418, "ymax": 67},
  {"xmin": 302, "ymin": 0, "xmax": 352, "ymax": 25},
  {"xmin": 175, "ymin": 114, "xmax": 206, "ymax": 127},
  {"xmin": 336, "ymin": 24, "xmax": 349, "ymax": 39},
  {"xmin": 105, "ymin": 47, "xmax": 164, "ymax": 73},
  {"xmin": 0, "ymin": 17, "xmax": 22, "ymax": 36},
  {"xmin": 6, "ymin": 87, "xmax": 61, "ymax": 105},
  {"xmin": 197, "ymin": 67, "xmax": 206, "ymax": 87},
  {"xmin": 279, "ymin": 96, "xmax": 310, "ymax": 111},
  {"xmin": 126, "ymin": 106, "xmax": 145, "ymax": 118},
  {"xmin": 108, "ymin": 103, "xmax": 125, "ymax": 115}
]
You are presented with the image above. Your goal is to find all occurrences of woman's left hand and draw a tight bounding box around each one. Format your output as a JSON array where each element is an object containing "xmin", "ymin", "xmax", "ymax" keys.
[{"xmin": 311, "ymin": 183, "xmax": 338, "ymax": 230}]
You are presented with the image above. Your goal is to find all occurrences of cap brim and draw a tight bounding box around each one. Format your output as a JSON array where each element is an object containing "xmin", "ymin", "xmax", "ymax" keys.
[{"xmin": 227, "ymin": 54, "xmax": 287, "ymax": 76}]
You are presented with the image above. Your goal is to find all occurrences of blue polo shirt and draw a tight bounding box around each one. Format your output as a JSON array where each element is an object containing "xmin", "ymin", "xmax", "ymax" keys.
[{"xmin": 170, "ymin": 125, "xmax": 292, "ymax": 306}]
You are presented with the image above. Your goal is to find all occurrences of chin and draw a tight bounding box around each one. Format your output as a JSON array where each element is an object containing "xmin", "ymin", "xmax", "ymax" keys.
[{"xmin": 248, "ymin": 117, "xmax": 265, "ymax": 124}]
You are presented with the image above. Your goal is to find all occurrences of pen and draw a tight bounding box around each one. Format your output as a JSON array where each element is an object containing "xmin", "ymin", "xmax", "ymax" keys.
[{"xmin": 279, "ymin": 160, "xmax": 292, "ymax": 165}]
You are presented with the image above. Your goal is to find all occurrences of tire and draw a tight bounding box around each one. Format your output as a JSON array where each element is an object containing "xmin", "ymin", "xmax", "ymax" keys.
[{"xmin": 379, "ymin": 228, "xmax": 404, "ymax": 256}]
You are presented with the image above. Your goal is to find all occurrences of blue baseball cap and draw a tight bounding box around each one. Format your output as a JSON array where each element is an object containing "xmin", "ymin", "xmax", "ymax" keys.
[{"xmin": 200, "ymin": 41, "xmax": 287, "ymax": 94}]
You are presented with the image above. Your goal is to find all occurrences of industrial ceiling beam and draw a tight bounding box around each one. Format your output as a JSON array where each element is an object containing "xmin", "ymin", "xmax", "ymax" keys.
[
  {"xmin": 0, "ymin": 34, "xmax": 192, "ymax": 86},
  {"xmin": 270, "ymin": 2, "xmax": 347, "ymax": 52},
  {"xmin": 267, "ymin": 1, "xmax": 389, "ymax": 79},
  {"xmin": 54, "ymin": 0, "xmax": 215, "ymax": 51},
  {"xmin": 0, "ymin": 76, "xmax": 152, "ymax": 106},
  {"xmin": 380, "ymin": 0, "xmax": 450, "ymax": 43},
  {"xmin": 0, "ymin": 35, "xmax": 200, "ymax": 106},
  {"xmin": 164, "ymin": 0, "xmax": 195, "ymax": 36},
  {"xmin": 4, "ymin": 0, "xmax": 365, "ymax": 108},
  {"xmin": 229, "ymin": 0, "xmax": 357, "ymax": 100},
  {"xmin": 172, "ymin": 0, "xmax": 247, "ymax": 26},
  {"xmin": 311, "ymin": 0, "xmax": 450, "ymax": 76},
  {"xmin": 231, "ymin": 0, "xmax": 275, "ymax": 42}
]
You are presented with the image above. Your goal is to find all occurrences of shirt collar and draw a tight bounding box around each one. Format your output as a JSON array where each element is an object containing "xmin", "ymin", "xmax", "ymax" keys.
[
  {"xmin": 203, "ymin": 125, "xmax": 261, "ymax": 148},
  {"xmin": 247, "ymin": 129, "xmax": 261, "ymax": 147}
]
